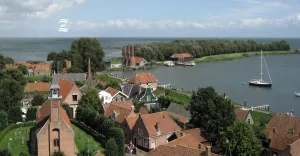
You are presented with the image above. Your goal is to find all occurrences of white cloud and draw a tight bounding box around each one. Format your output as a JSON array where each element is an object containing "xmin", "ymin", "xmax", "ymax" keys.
[{"xmin": 73, "ymin": 14, "xmax": 300, "ymax": 30}]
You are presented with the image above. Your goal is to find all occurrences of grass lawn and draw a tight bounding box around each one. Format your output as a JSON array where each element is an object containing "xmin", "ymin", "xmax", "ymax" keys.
[
  {"xmin": 195, "ymin": 51, "xmax": 295, "ymax": 64},
  {"xmin": 167, "ymin": 91, "xmax": 191, "ymax": 106},
  {"xmin": 153, "ymin": 88, "xmax": 165, "ymax": 96},
  {"xmin": 26, "ymin": 75, "xmax": 44, "ymax": 82},
  {"xmin": 72, "ymin": 124, "xmax": 105, "ymax": 154},
  {"xmin": 0, "ymin": 125, "xmax": 33, "ymax": 155},
  {"xmin": 97, "ymin": 73, "xmax": 121, "ymax": 84},
  {"xmin": 250, "ymin": 111, "xmax": 273, "ymax": 126}
]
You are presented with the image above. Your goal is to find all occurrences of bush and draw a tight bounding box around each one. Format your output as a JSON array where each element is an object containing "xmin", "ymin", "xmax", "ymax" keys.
[
  {"xmin": 0, "ymin": 110, "xmax": 8, "ymax": 131},
  {"xmin": 8, "ymin": 106, "xmax": 23, "ymax": 124},
  {"xmin": 105, "ymin": 138, "xmax": 119, "ymax": 156},
  {"xmin": 26, "ymin": 107, "xmax": 37, "ymax": 121},
  {"xmin": 31, "ymin": 94, "xmax": 45, "ymax": 106},
  {"xmin": 51, "ymin": 151, "xmax": 65, "ymax": 156},
  {"xmin": 41, "ymin": 76, "xmax": 52, "ymax": 82},
  {"xmin": 0, "ymin": 148, "xmax": 12, "ymax": 156},
  {"xmin": 108, "ymin": 127, "xmax": 125, "ymax": 156},
  {"xmin": 0, "ymin": 122, "xmax": 34, "ymax": 142}
]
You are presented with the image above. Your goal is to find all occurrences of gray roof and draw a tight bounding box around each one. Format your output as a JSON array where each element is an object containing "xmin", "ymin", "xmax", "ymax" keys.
[
  {"xmin": 121, "ymin": 84, "xmax": 142, "ymax": 99},
  {"xmin": 58, "ymin": 73, "xmax": 86, "ymax": 82},
  {"xmin": 166, "ymin": 102, "xmax": 191, "ymax": 118}
]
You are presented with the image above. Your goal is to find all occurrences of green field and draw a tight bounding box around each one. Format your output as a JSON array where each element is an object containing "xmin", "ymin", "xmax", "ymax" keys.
[
  {"xmin": 97, "ymin": 73, "xmax": 121, "ymax": 84},
  {"xmin": 195, "ymin": 51, "xmax": 295, "ymax": 64},
  {"xmin": 167, "ymin": 91, "xmax": 191, "ymax": 106},
  {"xmin": 250, "ymin": 111, "xmax": 273, "ymax": 126},
  {"xmin": 26, "ymin": 75, "xmax": 44, "ymax": 82},
  {"xmin": 153, "ymin": 88, "xmax": 165, "ymax": 96},
  {"xmin": 0, "ymin": 125, "xmax": 34, "ymax": 155},
  {"xmin": 73, "ymin": 124, "xmax": 105, "ymax": 154}
]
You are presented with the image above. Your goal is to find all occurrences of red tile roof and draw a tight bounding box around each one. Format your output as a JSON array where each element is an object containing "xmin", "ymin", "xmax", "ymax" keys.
[
  {"xmin": 34, "ymin": 63, "xmax": 51, "ymax": 71},
  {"xmin": 134, "ymin": 57, "xmax": 146, "ymax": 64},
  {"xmin": 130, "ymin": 72, "xmax": 158, "ymax": 84},
  {"xmin": 290, "ymin": 139, "xmax": 300, "ymax": 156},
  {"xmin": 172, "ymin": 53, "xmax": 193, "ymax": 58},
  {"xmin": 183, "ymin": 128, "xmax": 207, "ymax": 143},
  {"xmin": 266, "ymin": 114, "xmax": 300, "ymax": 151},
  {"xmin": 105, "ymin": 101, "xmax": 135, "ymax": 123},
  {"xmin": 168, "ymin": 112, "xmax": 190, "ymax": 123},
  {"xmin": 126, "ymin": 116, "xmax": 138, "ymax": 130},
  {"xmin": 59, "ymin": 79, "xmax": 74, "ymax": 101},
  {"xmin": 24, "ymin": 82, "xmax": 51, "ymax": 93},
  {"xmin": 146, "ymin": 145, "xmax": 218, "ymax": 156},
  {"xmin": 141, "ymin": 111, "xmax": 181, "ymax": 137},
  {"xmin": 105, "ymin": 87, "xmax": 119, "ymax": 97},
  {"xmin": 235, "ymin": 108, "xmax": 249, "ymax": 121},
  {"xmin": 139, "ymin": 107, "xmax": 149, "ymax": 115},
  {"xmin": 166, "ymin": 134, "xmax": 201, "ymax": 150}
]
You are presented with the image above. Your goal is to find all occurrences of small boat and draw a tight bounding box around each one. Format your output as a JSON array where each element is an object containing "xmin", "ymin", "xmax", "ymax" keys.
[
  {"xmin": 176, "ymin": 62, "xmax": 185, "ymax": 66},
  {"xmin": 249, "ymin": 50, "xmax": 272, "ymax": 87},
  {"xmin": 164, "ymin": 61, "xmax": 175, "ymax": 67},
  {"xmin": 185, "ymin": 61, "xmax": 195, "ymax": 66},
  {"xmin": 294, "ymin": 92, "xmax": 300, "ymax": 97}
]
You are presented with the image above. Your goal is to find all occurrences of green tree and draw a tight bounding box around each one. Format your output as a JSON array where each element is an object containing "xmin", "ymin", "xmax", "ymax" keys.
[
  {"xmin": 190, "ymin": 86, "xmax": 236, "ymax": 143},
  {"xmin": 41, "ymin": 76, "xmax": 52, "ymax": 82},
  {"xmin": 77, "ymin": 147, "xmax": 94, "ymax": 156},
  {"xmin": 18, "ymin": 64, "xmax": 28, "ymax": 75},
  {"xmin": 47, "ymin": 52, "xmax": 57, "ymax": 61},
  {"xmin": 51, "ymin": 151, "xmax": 65, "ymax": 156},
  {"xmin": 8, "ymin": 106, "xmax": 23, "ymax": 124},
  {"xmin": 26, "ymin": 107, "xmax": 37, "ymax": 121},
  {"xmin": 80, "ymin": 88, "xmax": 103, "ymax": 112},
  {"xmin": 31, "ymin": 94, "xmax": 45, "ymax": 106},
  {"xmin": 158, "ymin": 96, "xmax": 172, "ymax": 109},
  {"xmin": 0, "ymin": 69, "xmax": 27, "ymax": 86},
  {"xmin": 218, "ymin": 122, "xmax": 264, "ymax": 156},
  {"xmin": 0, "ymin": 147, "xmax": 12, "ymax": 156},
  {"xmin": 3, "ymin": 57, "xmax": 14, "ymax": 64},
  {"xmin": 108, "ymin": 127, "xmax": 125, "ymax": 156},
  {"xmin": 105, "ymin": 138, "xmax": 119, "ymax": 156},
  {"xmin": 61, "ymin": 104, "xmax": 72, "ymax": 119},
  {"xmin": 0, "ymin": 110, "xmax": 8, "ymax": 131},
  {"xmin": 95, "ymin": 83, "xmax": 104, "ymax": 90},
  {"xmin": 0, "ymin": 78, "xmax": 24, "ymax": 110}
]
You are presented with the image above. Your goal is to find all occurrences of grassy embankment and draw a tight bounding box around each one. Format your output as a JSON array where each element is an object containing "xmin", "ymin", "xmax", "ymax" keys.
[
  {"xmin": 72, "ymin": 124, "xmax": 105, "ymax": 154},
  {"xmin": 195, "ymin": 51, "xmax": 296, "ymax": 64},
  {"xmin": 250, "ymin": 111, "xmax": 273, "ymax": 126}
]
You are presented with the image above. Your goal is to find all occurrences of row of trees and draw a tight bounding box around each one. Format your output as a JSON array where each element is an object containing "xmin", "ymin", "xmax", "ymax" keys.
[
  {"xmin": 47, "ymin": 38, "xmax": 105, "ymax": 73},
  {"xmin": 133, "ymin": 40, "xmax": 291, "ymax": 61},
  {"xmin": 189, "ymin": 87, "xmax": 263, "ymax": 155}
]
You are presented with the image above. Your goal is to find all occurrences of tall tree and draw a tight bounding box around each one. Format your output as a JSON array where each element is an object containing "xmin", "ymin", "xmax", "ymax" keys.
[
  {"xmin": 218, "ymin": 121, "xmax": 264, "ymax": 156},
  {"xmin": 105, "ymin": 138, "xmax": 119, "ymax": 156},
  {"xmin": 0, "ymin": 69, "xmax": 27, "ymax": 86},
  {"xmin": 31, "ymin": 94, "xmax": 45, "ymax": 106},
  {"xmin": 26, "ymin": 107, "xmax": 37, "ymax": 121},
  {"xmin": 190, "ymin": 86, "xmax": 235, "ymax": 143},
  {"xmin": 108, "ymin": 127, "xmax": 125, "ymax": 156},
  {"xmin": 0, "ymin": 78, "xmax": 24, "ymax": 110},
  {"xmin": 0, "ymin": 110, "xmax": 8, "ymax": 131},
  {"xmin": 80, "ymin": 88, "xmax": 103, "ymax": 112},
  {"xmin": 8, "ymin": 106, "xmax": 23, "ymax": 124},
  {"xmin": 18, "ymin": 64, "xmax": 28, "ymax": 75}
]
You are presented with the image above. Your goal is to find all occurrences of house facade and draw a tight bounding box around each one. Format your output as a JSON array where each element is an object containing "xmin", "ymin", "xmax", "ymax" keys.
[
  {"xmin": 59, "ymin": 79, "xmax": 82, "ymax": 119},
  {"xmin": 35, "ymin": 73, "xmax": 76, "ymax": 156},
  {"xmin": 99, "ymin": 87, "xmax": 128, "ymax": 104},
  {"xmin": 139, "ymin": 85, "xmax": 158, "ymax": 109},
  {"xmin": 235, "ymin": 108, "xmax": 254, "ymax": 124},
  {"xmin": 134, "ymin": 57, "xmax": 147, "ymax": 67},
  {"xmin": 33, "ymin": 63, "xmax": 51, "ymax": 76},
  {"xmin": 132, "ymin": 112, "xmax": 181, "ymax": 151}
]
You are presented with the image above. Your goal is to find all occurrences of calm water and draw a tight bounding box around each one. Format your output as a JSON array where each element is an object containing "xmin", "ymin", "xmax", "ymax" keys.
[
  {"xmin": 113, "ymin": 54, "xmax": 300, "ymax": 116},
  {"xmin": 1, "ymin": 37, "xmax": 300, "ymax": 115}
]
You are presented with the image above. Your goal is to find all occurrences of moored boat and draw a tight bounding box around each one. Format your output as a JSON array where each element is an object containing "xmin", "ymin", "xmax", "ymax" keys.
[
  {"xmin": 294, "ymin": 92, "xmax": 300, "ymax": 97},
  {"xmin": 185, "ymin": 61, "xmax": 195, "ymax": 66},
  {"xmin": 164, "ymin": 61, "xmax": 175, "ymax": 67}
]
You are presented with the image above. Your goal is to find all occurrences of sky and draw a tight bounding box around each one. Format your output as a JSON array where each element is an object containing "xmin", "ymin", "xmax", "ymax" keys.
[{"xmin": 0, "ymin": 0, "xmax": 300, "ymax": 37}]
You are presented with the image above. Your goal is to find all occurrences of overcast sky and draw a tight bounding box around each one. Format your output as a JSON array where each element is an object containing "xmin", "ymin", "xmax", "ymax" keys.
[{"xmin": 0, "ymin": 0, "xmax": 300, "ymax": 37}]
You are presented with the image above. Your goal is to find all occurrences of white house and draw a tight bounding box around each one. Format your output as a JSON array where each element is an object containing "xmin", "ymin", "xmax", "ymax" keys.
[{"xmin": 99, "ymin": 90, "xmax": 113, "ymax": 104}]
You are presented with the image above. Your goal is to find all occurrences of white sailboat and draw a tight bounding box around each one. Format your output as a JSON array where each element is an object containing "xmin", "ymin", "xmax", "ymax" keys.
[{"xmin": 249, "ymin": 50, "xmax": 272, "ymax": 87}]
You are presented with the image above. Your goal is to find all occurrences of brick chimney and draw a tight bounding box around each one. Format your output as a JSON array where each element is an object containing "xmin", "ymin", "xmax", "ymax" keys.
[
  {"xmin": 127, "ymin": 45, "xmax": 131, "ymax": 66},
  {"xmin": 130, "ymin": 45, "xmax": 136, "ymax": 67},
  {"xmin": 206, "ymin": 146, "xmax": 211, "ymax": 156},
  {"xmin": 88, "ymin": 58, "xmax": 92, "ymax": 86},
  {"xmin": 123, "ymin": 46, "xmax": 127, "ymax": 66}
]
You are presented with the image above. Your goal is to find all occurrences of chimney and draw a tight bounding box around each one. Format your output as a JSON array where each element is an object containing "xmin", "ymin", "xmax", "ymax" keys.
[
  {"xmin": 206, "ymin": 146, "xmax": 211, "ymax": 156},
  {"xmin": 155, "ymin": 122, "xmax": 160, "ymax": 134},
  {"xmin": 127, "ymin": 46, "xmax": 131, "ymax": 66},
  {"xmin": 130, "ymin": 45, "xmax": 136, "ymax": 67},
  {"xmin": 88, "ymin": 58, "xmax": 91, "ymax": 79}
]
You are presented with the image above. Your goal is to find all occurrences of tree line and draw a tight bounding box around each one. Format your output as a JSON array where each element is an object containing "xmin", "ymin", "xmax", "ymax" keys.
[{"xmin": 133, "ymin": 39, "xmax": 291, "ymax": 61}]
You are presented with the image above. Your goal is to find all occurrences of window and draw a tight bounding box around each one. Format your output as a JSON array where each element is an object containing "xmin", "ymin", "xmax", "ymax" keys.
[
  {"xmin": 121, "ymin": 97, "xmax": 123, "ymax": 101},
  {"xmin": 53, "ymin": 138, "xmax": 60, "ymax": 147},
  {"xmin": 147, "ymin": 96, "xmax": 151, "ymax": 102},
  {"xmin": 72, "ymin": 94, "xmax": 78, "ymax": 101},
  {"xmin": 143, "ymin": 138, "xmax": 149, "ymax": 148},
  {"xmin": 138, "ymin": 128, "xmax": 143, "ymax": 135},
  {"xmin": 247, "ymin": 119, "xmax": 251, "ymax": 124}
]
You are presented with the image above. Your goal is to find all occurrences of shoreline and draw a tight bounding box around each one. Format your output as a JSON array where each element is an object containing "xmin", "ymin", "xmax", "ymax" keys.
[{"xmin": 194, "ymin": 51, "xmax": 297, "ymax": 64}]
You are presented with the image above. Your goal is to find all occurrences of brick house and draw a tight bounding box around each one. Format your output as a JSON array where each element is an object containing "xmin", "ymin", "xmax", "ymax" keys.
[
  {"xmin": 182, "ymin": 128, "xmax": 210, "ymax": 151},
  {"xmin": 129, "ymin": 72, "xmax": 158, "ymax": 90},
  {"xmin": 33, "ymin": 63, "xmax": 51, "ymax": 76},
  {"xmin": 5, "ymin": 64, "xmax": 18, "ymax": 69},
  {"xmin": 134, "ymin": 57, "xmax": 147, "ymax": 67},
  {"xmin": 122, "ymin": 45, "xmax": 147, "ymax": 67},
  {"xmin": 122, "ymin": 115, "xmax": 138, "ymax": 144},
  {"xmin": 35, "ymin": 73, "xmax": 76, "ymax": 156},
  {"xmin": 234, "ymin": 108, "xmax": 254, "ymax": 124},
  {"xmin": 146, "ymin": 145, "xmax": 217, "ymax": 156},
  {"xmin": 132, "ymin": 111, "xmax": 181, "ymax": 151},
  {"xmin": 265, "ymin": 113, "xmax": 300, "ymax": 156},
  {"xmin": 59, "ymin": 79, "xmax": 82, "ymax": 119},
  {"xmin": 23, "ymin": 82, "xmax": 51, "ymax": 107}
]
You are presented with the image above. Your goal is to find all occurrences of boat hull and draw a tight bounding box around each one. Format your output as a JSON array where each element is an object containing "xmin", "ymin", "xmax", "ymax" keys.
[{"xmin": 249, "ymin": 82, "xmax": 272, "ymax": 87}]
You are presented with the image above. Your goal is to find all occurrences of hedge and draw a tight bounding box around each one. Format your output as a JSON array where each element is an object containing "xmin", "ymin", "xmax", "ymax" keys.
[
  {"xmin": 0, "ymin": 122, "xmax": 35, "ymax": 143},
  {"xmin": 71, "ymin": 120, "xmax": 106, "ymax": 146}
]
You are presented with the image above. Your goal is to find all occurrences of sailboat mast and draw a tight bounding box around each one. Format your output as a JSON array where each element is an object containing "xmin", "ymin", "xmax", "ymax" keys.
[{"xmin": 260, "ymin": 50, "xmax": 263, "ymax": 82}]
